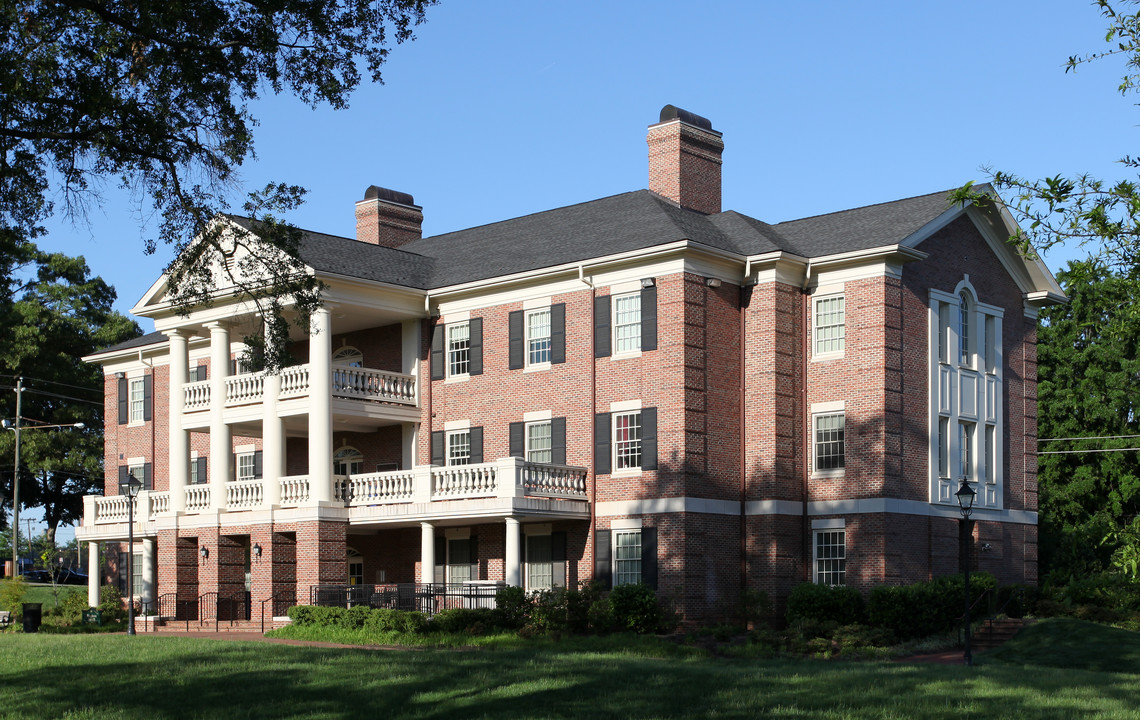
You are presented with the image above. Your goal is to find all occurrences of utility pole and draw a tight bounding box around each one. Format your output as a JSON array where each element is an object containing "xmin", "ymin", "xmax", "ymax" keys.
[{"xmin": 10, "ymin": 377, "xmax": 22, "ymax": 576}]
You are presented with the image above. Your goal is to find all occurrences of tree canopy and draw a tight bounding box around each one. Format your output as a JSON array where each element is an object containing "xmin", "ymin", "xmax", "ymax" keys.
[
  {"xmin": 0, "ymin": 1, "xmax": 434, "ymax": 366},
  {"xmin": 1, "ymin": 241, "xmax": 139, "ymax": 545}
]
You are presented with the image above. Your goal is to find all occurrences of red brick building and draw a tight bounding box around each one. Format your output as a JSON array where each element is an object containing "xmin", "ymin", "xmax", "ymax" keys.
[{"xmin": 76, "ymin": 106, "xmax": 1064, "ymax": 623}]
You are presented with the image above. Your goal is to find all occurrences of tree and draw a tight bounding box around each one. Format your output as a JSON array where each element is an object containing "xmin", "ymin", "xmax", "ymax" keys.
[
  {"xmin": 1036, "ymin": 260, "xmax": 1140, "ymax": 576},
  {"xmin": 0, "ymin": 1, "xmax": 435, "ymax": 367},
  {"xmin": 1, "ymin": 245, "xmax": 139, "ymax": 546},
  {"xmin": 951, "ymin": 1, "xmax": 1140, "ymax": 270}
]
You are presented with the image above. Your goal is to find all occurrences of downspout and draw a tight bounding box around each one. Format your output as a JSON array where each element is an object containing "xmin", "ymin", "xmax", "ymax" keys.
[
  {"xmin": 581, "ymin": 265, "xmax": 598, "ymax": 579},
  {"xmin": 738, "ymin": 261, "xmax": 751, "ymax": 603},
  {"xmin": 801, "ymin": 260, "xmax": 812, "ymax": 582}
]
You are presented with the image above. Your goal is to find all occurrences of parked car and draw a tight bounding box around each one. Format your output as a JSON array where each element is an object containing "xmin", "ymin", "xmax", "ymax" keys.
[{"xmin": 20, "ymin": 568, "xmax": 89, "ymax": 585}]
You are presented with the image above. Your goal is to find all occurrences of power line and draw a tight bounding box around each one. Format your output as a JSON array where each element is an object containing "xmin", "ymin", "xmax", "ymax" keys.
[
  {"xmin": 1040, "ymin": 434, "xmax": 1140, "ymax": 443},
  {"xmin": 0, "ymin": 386, "xmax": 103, "ymax": 407},
  {"xmin": 1039, "ymin": 448, "xmax": 1140, "ymax": 455}
]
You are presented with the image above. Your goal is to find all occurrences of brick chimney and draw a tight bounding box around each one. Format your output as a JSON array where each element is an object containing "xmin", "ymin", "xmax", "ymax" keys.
[
  {"xmin": 354, "ymin": 186, "xmax": 423, "ymax": 248},
  {"xmin": 647, "ymin": 105, "xmax": 724, "ymax": 215}
]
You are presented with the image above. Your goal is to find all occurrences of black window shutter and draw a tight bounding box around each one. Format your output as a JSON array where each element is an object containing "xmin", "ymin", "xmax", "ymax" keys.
[
  {"xmin": 197, "ymin": 457, "xmax": 208, "ymax": 485},
  {"xmin": 552, "ymin": 531, "xmax": 567, "ymax": 588},
  {"xmin": 118, "ymin": 552, "xmax": 129, "ymax": 594},
  {"xmin": 551, "ymin": 417, "xmax": 567, "ymax": 465},
  {"xmin": 117, "ymin": 377, "xmax": 128, "ymax": 424},
  {"xmin": 641, "ymin": 407, "xmax": 658, "ymax": 471},
  {"xmin": 198, "ymin": 362, "xmax": 208, "ymax": 381},
  {"xmin": 509, "ymin": 422, "xmax": 525, "ymax": 458},
  {"xmin": 508, "ymin": 310, "xmax": 524, "ymax": 370},
  {"xmin": 143, "ymin": 463, "xmax": 152, "ymax": 490},
  {"xmin": 431, "ymin": 431, "xmax": 445, "ymax": 466},
  {"xmin": 595, "ymin": 530, "xmax": 612, "ymax": 589},
  {"xmin": 468, "ymin": 318, "xmax": 483, "ymax": 376},
  {"xmin": 469, "ymin": 535, "xmax": 479, "ymax": 580},
  {"xmin": 594, "ymin": 412, "xmax": 611, "ymax": 475},
  {"xmin": 253, "ymin": 451, "xmax": 264, "ymax": 479},
  {"xmin": 641, "ymin": 527, "xmax": 658, "ymax": 590},
  {"xmin": 118, "ymin": 465, "xmax": 128, "ymax": 494},
  {"xmin": 594, "ymin": 295, "xmax": 611, "ymax": 358},
  {"xmin": 640, "ymin": 284, "xmax": 658, "ymax": 352},
  {"xmin": 142, "ymin": 374, "xmax": 153, "ymax": 421},
  {"xmin": 469, "ymin": 426, "xmax": 484, "ymax": 464},
  {"xmin": 430, "ymin": 323, "xmax": 445, "ymax": 380},
  {"xmin": 434, "ymin": 536, "xmax": 445, "ymax": 584},
  {"xmin": 551, "ymin": 304, "xmax": 566, "ymax": 364}
]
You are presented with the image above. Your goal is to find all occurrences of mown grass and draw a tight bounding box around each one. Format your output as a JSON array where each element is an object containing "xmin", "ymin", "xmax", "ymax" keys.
[{"xmin": 21, "ymin": 583, "xmax": 84, "ymax": 609}]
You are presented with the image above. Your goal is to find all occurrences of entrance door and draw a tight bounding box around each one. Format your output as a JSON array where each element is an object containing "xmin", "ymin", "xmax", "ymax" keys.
[{"xmin": 525, "ymin": 535, "xmax": 553, "ymax": 591}]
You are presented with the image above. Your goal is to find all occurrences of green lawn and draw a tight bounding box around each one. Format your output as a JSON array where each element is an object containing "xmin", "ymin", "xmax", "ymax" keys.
[
  {"xmin": 20, "ymin": 583, "xmax": 84, "ymax": 609},
  {"xmin": 0, "ymin": 619, "xmax": 1138, "ymax": 719}
]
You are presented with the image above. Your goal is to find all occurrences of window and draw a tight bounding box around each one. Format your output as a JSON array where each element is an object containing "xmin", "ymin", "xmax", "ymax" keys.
[
  {"xmin": 985, "ymin": 426, "xmax": 995, "ymax": 484},
  {"xmin": 447, "ymin": 430, "xmax": 471, "ymax": 466},
  {"xmin": 984, "ymin": 316, "xmax": 996, "ymax": 373},
  {"xmin": 347, "ymin": 548, "xmax": 363, "ymax": 586},
  {"xmin": 527, "ymin": 309, "xmax": 551, "ymax": 366},
  {"xmin": 614, "ymin": 530, "xmax": 642, "ymax": 586},
  {"xmin": 236, "ymin": 452, "xmax": 257, "ymax": 482},
  {"xmin": 613, "ymin": 293, "xmax": 641, "ymax": 354},
  {"xmin": 118, "ymin": 551, "xmax": 143, "ymax": 598},
  {"xmin": 938, "ymin": 417, "xmax": 950, "ymax": 478},
  {"xmin": 959, "ymin": 291, "xmax": 972, "ymax": 366},
  {"xmin": 448, "ymin": 322, "xmax": 470, "ymax": 377},
  {"xmin": 332, "ymin": 347, "xmax": 363, "ymax": 367},
  {"xmin": 526, "ymin": 421, "xmax": 552, "ymax": 464},
  {"xmin": 614, "ymin": 411, "xmax": 642, "ymax": 470},
  {"xmin": 938, "ymin": 302, "xmax": 951, "ymax": 364},
  {"xmin": 129, "ymin": 378, "xmax": 145, "ymax": 423},
  {"xmin": 960, "ymin": 422, "xmax": 975, "ymax": 480},
  {"xmin": 188, "ymin": 365, "xmax": 206, "ymax": 383},
  {"xmin": 447, "ymin": 537, "xmax": 474, "ymax": 584},
  {"xmin": 526, "ymin": 534, "xmax": 553, "ymax": 591},
  {"xmin": 814, "ymin": 530, "xmax": 846, "ymax": 586},
  {"xmin": 333, "ymin": 447, "xmax": 363, "ymax": 476},
  {"xmin": 190, "ymin": 458, "xmax": 199, "ymax": 485},
  {"xmin": 813, "ymin": 412, "xmax": 845, "ymax": 472},
  {"xmin": 814, "ymin": 295, "xmax": 845, "ymax": 356}
]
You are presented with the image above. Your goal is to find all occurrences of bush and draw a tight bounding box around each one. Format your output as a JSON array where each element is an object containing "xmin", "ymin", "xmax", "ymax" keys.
[
  {"xmin": 0, "ymin": 577, "xmax": 28, "ymax": 617},
  {"xmin": 832, "ymin": 623, "xmax": 895, "ymax": 652},
  {"xmin": 995, "ymin": 584, "xmax": 1038, "ymax": 619},
  {"xmin": 287, "ymin": 605, "xmax": 429, "ymax": 634},
  {"xmin": 610, "ymin": 583, "xmax": 665, "ymax": 634},
  {"xmin": 99, "ymin": 584, "xmax": 126, "ymax": 623},
  {"xmin": 734, "ymin": 589, "xmax": 772, "ymax": 629},
  {"xmin": 493, "ymin": 586, "xmax": 530, "ymax": 629},
  {"xmin": 785, "ymin": 583, "xmax": 864, "ymax": 626},
  {"xmin": 566, "ymin": 581, "xmax": 612, "ymax": 634},
  {"xmin": 866, "ymin": 573, "xmax": 995, "ymax": 640},
  {"xmin": 430, "ymin": 607, "xmax": 496, "ymax": 634},
  {"xmin": 363, "ymin": 608, "xmax": 427, "ymax": 634},
  {"xmin": 528, "ymin": 589, "xmax": 568, "ymax": 635}
]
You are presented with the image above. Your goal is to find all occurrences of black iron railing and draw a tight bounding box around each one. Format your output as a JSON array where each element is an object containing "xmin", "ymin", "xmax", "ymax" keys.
[{"xmin": 308, "ymin": 583, "xmax": 501, "ymax": 616}]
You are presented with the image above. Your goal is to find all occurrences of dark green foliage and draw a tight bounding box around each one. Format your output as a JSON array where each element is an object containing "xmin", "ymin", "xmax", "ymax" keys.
[
  {"xmin": 734, "ymin": 589, "xmax": 772, "ymax": 629},
  {"xmin": 609, "ymin": 583, "xmax": 669, "ymax": 634},
  {"xmin": 98, "ymin": 585, "xmax": 126, "ymax": 623},
  {"xmin": 785, "ymin": 583, "xmax": 864, "ymax": 626},
  {"xmin": 527, "ymin": 589, "xmax": 568, "ymax": 634},
  {"xmin": 493, "ymin": 586, "xmax": 529, "ymax": 629},
  {"xmin": 866, "ymin": 573, "xmax": 996, "ymax": 640},
  {"xmin": 287, "ymin": 605, "xmax": 428, "ymax": 633},
  {"xmin": 995, "ymin": 584, "xmax": 1039, "ymax": 619},
  {"xmin": 42, "ymin": 591, "xmax": 88, "ymax": 627},
  {"xmin": 430, "ymin": 608, "xmax": 497, "ymax": 635},
  {"xmin": 566, "ymin": 581, "xmax": 613, "ymax": 634}
]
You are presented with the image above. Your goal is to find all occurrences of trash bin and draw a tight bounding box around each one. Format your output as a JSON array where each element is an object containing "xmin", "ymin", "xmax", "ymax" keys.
[{"xmin": 22, "ymin": 603, "xmax": 42, "ymax": 633}]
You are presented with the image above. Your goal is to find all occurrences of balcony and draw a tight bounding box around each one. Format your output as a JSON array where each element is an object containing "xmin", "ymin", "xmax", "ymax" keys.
[
  {"xmin": 183, "ymin": 364, "xmax": 417, "ymax": 413},
  {"xmin": 81, "ymin": 459, "xmax": 589, "ymax": 533}
]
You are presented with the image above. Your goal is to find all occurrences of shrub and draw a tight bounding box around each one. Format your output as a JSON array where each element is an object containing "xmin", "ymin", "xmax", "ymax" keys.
[
  {"xmin": 995, "ymin": 584, "xmax": 1038, "ymax": 619},
  {"xmin": 99, "ymin": 585, "xmax": 126, "ymax": 623},
  {"xmin": 528, "ymin": 589, "xmax": 568, "ymax": 634},
  {"xmin": 734, "ymin": 589, "xmax": 772, "ymax": 629},
  {"xmin": 431, "ymin": 607, "xmax": 496, "ymax": 634},
  {"xmin": 493, "ymin": 586, "xmax": 531, "ymax": 629},
  {"xmin": 0, "ymin": 577, "xmax": 28, "ymax": 616},
  {"xmin": 832, "ymin": 623, "xmax": 895, "ymax": 652},
  {"xmin": 785, "ymin": 583, "xmax": 864, "ymax": 626},
  {"xmin": 363, "ymin": 608, "xmax": 427, "ymax": 634},
  {"xmin": 609, "ymin": 583, "xmax": 664, "ymax": 634},
  {"xmin": 866, "ymin": 573, "xmax": 995, "ymax": 640},
  {"xmin": 566, "ymin": 581, "xmax": 611, "ymax": 634}
]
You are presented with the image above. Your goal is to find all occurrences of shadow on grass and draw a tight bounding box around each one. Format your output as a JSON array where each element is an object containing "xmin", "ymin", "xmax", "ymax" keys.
[{"xmin": 1, "ymin": 634, "xmax": 1139, "ymax": 719}]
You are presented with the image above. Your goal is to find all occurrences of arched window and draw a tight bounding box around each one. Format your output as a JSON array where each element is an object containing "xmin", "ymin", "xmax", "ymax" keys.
[
  {"xmin": 959, "ymin": 291, "xmax": 972, "ymax": 366},
  {"xmin": 346, "ymin": 547, "xmax": 363, "ymax": 586},
  {"xmin": 333, "ymin": 346, "xmax": 363, "ymax": 367},
  {"xmin": 333, "ymin": 446, "xmax": 363, "ymax": 476}
]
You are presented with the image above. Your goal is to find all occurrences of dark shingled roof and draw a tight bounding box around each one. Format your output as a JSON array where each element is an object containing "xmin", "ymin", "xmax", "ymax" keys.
[{"xmin": 92, "ymin": 330, "xmax": 166, "ymax": 355}]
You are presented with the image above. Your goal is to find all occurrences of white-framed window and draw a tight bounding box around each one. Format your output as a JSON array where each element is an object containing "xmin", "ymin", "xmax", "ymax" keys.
[
  {"xmin": 959, "ymin": 421, "xmax": 975, "ymax": 481},
  {"xmin": 813, "ymin": 412, "xmax": 845, "ymax": 473},
  {"xmin": 814, "ymin": 530, "xmax": 846, "ymax": 586},
  {"xmin": 614, "ymin": 411, "xmax": 642, "ymax": 471},
  {"xmin": 347, "ymin": 548, "xmax": 363, "ymax": 586},
  {"xmin": 447, "ymin": 537, "xmax": 474, "ymax": 584},
  {"xmin": 938, "ymin": 417, "xmax": 950, "ymax": 478},
  {"xmin": 236, "ymin": 452, "xmax": 256, "ymax": 482},
  {"xmin": 333, "ymin": 446, "xmax": 363, "ymax": 476},
  {"xmin": 959, "ymin": 291, "xmax": 973, "ymax": 367},
  {"xmin": 118, "ymin": 551, "xmax": 143, "ymax": 598},
  {"xmin": 613, "ymin": 293, "xmax": 641, "ymax": 354},
  {"xmin": 527, "ymin": 308, "xmax": 551, "ymax": 366},
  {"xmin": 813, "ymin": 294, "xmax": 845, "ymax": 356},
  {"xmin": 447, "ymin": 430, "xmax": 471, "ymax": 466},
  {"xmin": 525, "ymin": 534, "xmax": 553, "ymax": 591},
  {"xmin": 447, "ymin": 322, "xmax": 471, "ymax": 377},
  {"xmin": 129, "ymin": 378, "xmax": 145, "ymax": 423},
  {"xmin": 123, "ymin": 462, "xmax": 147, "ymax": 492},
  {"xmin": 614, "ymin": 530, "xmax": 642, "ymax": 586},
  {"xmin": 985, "ymin": 426, "xmax": 995, "ymax": 484},
  {"xmin": 189, "ymin": 458, "xmax": 199, "ymax": 485},
  {"xmin": 332, "ymin": 346, "xmax": 364, "ymax": 367},
  {"xmin": 526, "ymin": 421, "xmax": 552, "ymax": 464}
]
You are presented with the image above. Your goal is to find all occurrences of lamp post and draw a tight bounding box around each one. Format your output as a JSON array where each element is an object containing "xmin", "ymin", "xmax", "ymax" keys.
[
  {"xmin": 955, "ymin": 476, "xmax": 977, "ymax": 667},
  {"xmin": 3, "ymin": 394, "xmax": 85, "ymax": 576},
  {"xmin": 125, "ymin": 472, "xmax": 143, "ymax": 636}
]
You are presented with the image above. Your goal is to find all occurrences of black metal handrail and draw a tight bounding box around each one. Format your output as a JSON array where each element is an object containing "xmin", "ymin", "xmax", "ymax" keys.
[
  {"xmin": 308, "ymin": 582, "xmax": 502, "ymax": 617},
  {"xmin": 197, "ymin": 591, "xmax": 218, "ymax": 631},
  {"xmin": 156, "ymin": 591, "xmax": 199, "ymax": 631},
  {"xmin": 260, "ymin": 588, "xmax": 296, "ymax": 633}
]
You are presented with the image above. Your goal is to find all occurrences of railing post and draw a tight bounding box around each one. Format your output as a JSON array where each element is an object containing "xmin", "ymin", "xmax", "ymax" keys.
[
  {"xmin": 495, "ymin": 457, "xmax": 525, "ymax": 499},
  {"xmin": 412, "ymin": 465, "xmax": 434, "ymax": 504}
]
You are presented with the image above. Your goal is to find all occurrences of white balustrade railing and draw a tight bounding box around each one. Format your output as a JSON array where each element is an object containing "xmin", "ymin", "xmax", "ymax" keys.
[
  {"xmin": 226, "ymin": 479, "xmax": 264, "ymax": 509},
  {"xmin": 225, "ymin": 373, "xmax": 265, "ymax": 406},
  {"xmin": 522, "ymin": 463, "xmax": 588, "ymax": 498},
  {"xmin": 332, "ymin": 365, "xmax": 416, "ymax": 405},
  {"xmin": 345, "ymin": 470, "xmax": 416, "ymax": 506},
  {"xmin": 279, "ymin": 475, "xmax": 310, "ymax": 505},
  {"xmin": 184, "ymin": 381, "xmax": 211, "ymax": 411},
  {"xmin": 93, "ymin": 496, "xmax": 130, "ymax": 524},
  {"xmin": 278, "ymin": 365, "xmax": 311, "ymax": 399},
  {"xmin": 149, "ymin": 492, "xmax": 171, "ymax": 519},
  {"xmin": 185, "ymin": 485, "xmax": 211, "ymax": 513},
  {"xmin": 431, "ymin": 463, "xmax": 499, "ymax": 499}
]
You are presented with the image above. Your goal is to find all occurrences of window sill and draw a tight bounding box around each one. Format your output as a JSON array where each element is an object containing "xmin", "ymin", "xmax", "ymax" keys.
[
  {"xmin": 811, "ymin": 353, "xmax": 844, "ymax": 363},
  {"xmin": 811, "ymin": 470, "xmax": 845, "ymax": 480},
  {"xmin": 523, "ymin": 363, "xmax": 551, "ymax": 373},
  {"xmin": 444, "ymin": 374, "xmax": 470, "ymax": 384},
  {"xmin": 611, "ymin": 350, "xmax": 642, "ymax": 361},
  {"xmin": 611, "ymin": 468, "xmax": 642, "ymax": 478},
  {"xmin": 126, "ymin": 420, "xmax": 146, "ymax": 428}
]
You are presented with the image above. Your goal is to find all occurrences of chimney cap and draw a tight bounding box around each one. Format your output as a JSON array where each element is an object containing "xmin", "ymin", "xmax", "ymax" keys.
[
  {"xmin": 659, "ymin": 105, "xmax": 714, "ymax": 132},
  {"xmin": 362, "ymin": 185, "xmax": 417, "ymax": 207}
]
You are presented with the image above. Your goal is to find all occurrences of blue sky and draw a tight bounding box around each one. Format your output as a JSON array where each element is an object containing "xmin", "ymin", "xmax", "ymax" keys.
[{"xmin": 29, "ymin": 0, "xmax": 1137, "ymax": 544}]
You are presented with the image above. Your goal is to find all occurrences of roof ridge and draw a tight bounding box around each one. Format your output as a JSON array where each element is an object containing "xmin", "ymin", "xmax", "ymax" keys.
[
  {"xmin": 225, "ymin": 213, "xmax": 432, "ymax": 261},
  {"xmin": 774, "ymin": 189, "xmax": 954, "ymax": 226}
]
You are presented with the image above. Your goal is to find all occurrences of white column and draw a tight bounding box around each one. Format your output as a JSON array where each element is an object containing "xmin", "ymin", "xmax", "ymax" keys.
[
  {"xmin": 504, "ymin": 517, "xmax": 522, "ymax": 587},
  {"xmin": 263, "ymin": 372, "xmax": 284, "ymax": 506},
  {"xmin": 207, "ymin": 322, "xmax": 232, "ymax": 511},
  {"xmin": 420, "ymin": 522, "xmax": 435, "ymax": 584},
  {"xmin": 308, "ymin": 307, "xmax": 333, "ymax": 503},
  {"xmin": 141, "ymin": 538, "xmax": 156, "ymax": 607},
  {"xmin": 167, "ymin": 329, "xmax": 190, "ymax": 513},
  {"xmin": 87, "ymin": 541, "xmax": 100, "ymax": 608}
]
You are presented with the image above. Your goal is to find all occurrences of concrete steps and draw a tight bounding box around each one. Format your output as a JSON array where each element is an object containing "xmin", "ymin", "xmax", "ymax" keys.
[{"xmin": 972, "ymin": 618, "xmax": 1032, "ymax": 651}]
